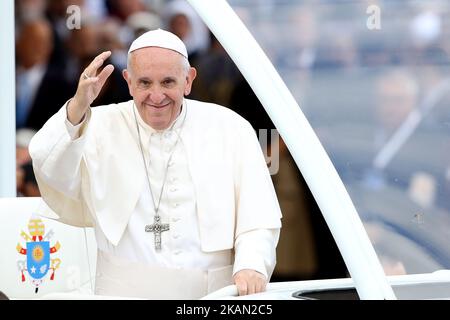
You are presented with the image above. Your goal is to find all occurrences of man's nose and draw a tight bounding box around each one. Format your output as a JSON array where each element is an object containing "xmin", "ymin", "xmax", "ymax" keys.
[{"xmin": 148, "ymin": 88, "xmax": 165, "ymax": 104}]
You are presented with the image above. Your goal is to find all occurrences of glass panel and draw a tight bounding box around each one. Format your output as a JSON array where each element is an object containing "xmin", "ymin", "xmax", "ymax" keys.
[{"xmin": 229, "ymin": 0, "xmax": 450, "ymax": 276}]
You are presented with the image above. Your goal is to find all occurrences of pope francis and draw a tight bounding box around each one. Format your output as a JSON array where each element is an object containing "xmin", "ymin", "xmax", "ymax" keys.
[{"xmin": 29, "ymin": 29, "xmax": 282, "ymax": 299}]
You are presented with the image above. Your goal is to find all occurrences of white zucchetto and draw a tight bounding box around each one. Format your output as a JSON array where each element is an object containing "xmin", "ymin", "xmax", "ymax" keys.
[{"xmin": 128, "ymin": 28, "xmax": 188, "ymax": 59}]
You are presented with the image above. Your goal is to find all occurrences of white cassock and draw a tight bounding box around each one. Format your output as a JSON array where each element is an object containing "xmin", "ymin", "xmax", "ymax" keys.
[{"xmin": 29, "ymin": 98, "xmax": 282, "ymax": 299}]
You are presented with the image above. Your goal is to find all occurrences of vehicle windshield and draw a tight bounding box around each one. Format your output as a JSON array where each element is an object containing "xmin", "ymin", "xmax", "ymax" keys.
[{"xmin": 229, "ymin": 0, "xmax": 450, "ymax": 276}]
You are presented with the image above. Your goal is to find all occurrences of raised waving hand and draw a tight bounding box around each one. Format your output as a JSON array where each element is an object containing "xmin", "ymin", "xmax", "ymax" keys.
[{"xmin": 67, "ymin": 51, "xmax": 115, "ymax": 125}]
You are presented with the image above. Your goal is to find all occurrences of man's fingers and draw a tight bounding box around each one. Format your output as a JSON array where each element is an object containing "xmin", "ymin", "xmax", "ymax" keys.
[
  {"xmin": 235, "ymin": 279, "xmax": 248, "ymax": 296},
  {"xmin": 83, "ymin": 59, "xmax": 104, "ymax": 79},
  {"xmin": 236, "ymin": 279, "xmax": 262, "ymax": 295},
  {"xmin": 83, "ymin": 51, "xmax": 112, "ymax": 78},
  {"xmin": 70, "ymin": 52, "xmax": 111, "ymax": 123},
  {"xmin": 255, "ymin": 280, "xmax": 266, "ymax": 293},
  {"xmin": 91, "ymin": 51, "xmax": 112, "ymax": 67},
  {"xmin": 86, "ymin": 76, "xmax": 99, "ymax": 83},
  {"xmin": 247, "ymin": 282, "xmax": 256, "ymax": 295},
  {"xmin": 233, "ymin": 269, "xmax": 267, "ymax": 296},
  {"xmin": 97, "ymin": 64, "xmax": 115, "ymax": 86},
  {"xmin": 97, "ymin": 50, "xmax": 112, "ymax": 60},
  {"xmin": 80, "ymin": 64, "xmax": 113, "ymax": 86}
]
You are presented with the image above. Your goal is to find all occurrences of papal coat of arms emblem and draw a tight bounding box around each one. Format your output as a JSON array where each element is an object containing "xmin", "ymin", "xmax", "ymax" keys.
[{"xmin": 16, "ymin": 214, "xmax": 61, "ymax": 293}]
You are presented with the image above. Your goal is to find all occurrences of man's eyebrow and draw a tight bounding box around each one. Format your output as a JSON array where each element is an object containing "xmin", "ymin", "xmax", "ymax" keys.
[{"xmin": 161, "ymin": 77, "xmax": 177, "ymax": 83}]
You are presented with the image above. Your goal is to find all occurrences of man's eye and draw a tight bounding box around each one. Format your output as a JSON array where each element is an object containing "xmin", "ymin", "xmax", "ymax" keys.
[
  {"xmin": 163, "ymin": 79, "xmax": 175, "ymax": 86},
  {"xmin": 137, "ymin": 79, "xmax": 151, "ymax": 87}
]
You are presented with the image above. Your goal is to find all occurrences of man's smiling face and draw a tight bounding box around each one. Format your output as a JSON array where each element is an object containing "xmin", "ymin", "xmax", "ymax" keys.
[{"xmin": 123, "ymin": 46, "xmax": 196, "ymax": 130}]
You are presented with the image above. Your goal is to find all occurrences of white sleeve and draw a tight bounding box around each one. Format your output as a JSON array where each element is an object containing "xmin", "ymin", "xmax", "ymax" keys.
[
  {"xmin": 233, "ymin": 228, "xmax": 280, "ymax": 280},
  {"xmin": 65, "ymin": 109, "xmax": 89, "ymax": 140},
  {"xmin": 29, "ymin": 102, "xmax": 92, "ymax": 200}
]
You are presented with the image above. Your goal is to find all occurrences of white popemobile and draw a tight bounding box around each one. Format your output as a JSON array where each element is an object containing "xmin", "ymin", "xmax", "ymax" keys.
[{"xmin": 1, "ymin": 0, "xmax": 450, "ymax": 300}]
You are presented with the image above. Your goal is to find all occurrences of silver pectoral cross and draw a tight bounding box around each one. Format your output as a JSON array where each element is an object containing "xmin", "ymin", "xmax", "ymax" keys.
[{"xmin": 145, "ymin": 215, "xmax": 170, "ymax": 251}]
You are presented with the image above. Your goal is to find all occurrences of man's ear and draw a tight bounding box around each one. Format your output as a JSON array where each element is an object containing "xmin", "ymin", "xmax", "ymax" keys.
[
  {"xmin": 122, "ymin": 69, "xmax": 130, "ymax": 83},
  {"xmin": 122, "ymin": 69, "xmax": 133, "ymax": 96},
  {"xmin": 184, "ymin": 67, "xmax": 197, "ymax": 96}
]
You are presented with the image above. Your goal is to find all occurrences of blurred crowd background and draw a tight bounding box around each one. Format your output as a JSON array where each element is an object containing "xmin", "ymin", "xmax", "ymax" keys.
[{"xmin": 14, "ymin": 0, "xmax": 450, "ymax": 280}]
